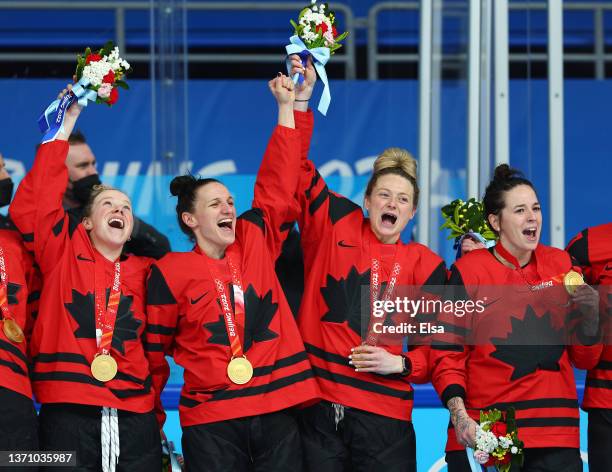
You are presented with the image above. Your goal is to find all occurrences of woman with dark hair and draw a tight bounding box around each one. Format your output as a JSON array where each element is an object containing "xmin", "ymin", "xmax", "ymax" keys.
[
  {"xmin": 144, "ymin": 74, "xmax": 319, "ymax": 472},
  {"xmin": 431, "ymin": 164, "xmax": 602, "ymax": 471},
  {"xmin": 284, "ymin": 56, "xmax": 446, "ymax": 472},
  {"xmin": 9, "ymin": 87, "xmax": 161, "ymax": 471}
]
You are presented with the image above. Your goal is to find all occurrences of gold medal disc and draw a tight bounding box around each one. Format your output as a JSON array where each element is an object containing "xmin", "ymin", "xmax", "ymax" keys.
[
  {"xmin": 227, "ymin": 356, "xmax": 253, "ymax": 385},
  {"xmin": 91, "ymin": 354, "xmax": 118, "ymax": 382},
  {"xmin": 564, "ymin": 270, "xmax": 584, "ymax": 295},
  {"xmin": 2, "ymin": 319, "xmax": 24, "ymax": 343}
]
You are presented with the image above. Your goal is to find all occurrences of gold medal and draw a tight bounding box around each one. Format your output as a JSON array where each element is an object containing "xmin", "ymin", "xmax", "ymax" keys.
[
  {"xmin": 2, "ymin": 319, "xmax": 24, "ymax": 343},
  {"xmin": 91, "ymin": 354, "xmax": 118, "ymax": 382},
  {"xmin": 564, "ymin": 270, "xmax": 584, "ymax": 295},
  {"xmin": 227, "ymin": 356, "xmax": 253, "ymax": 385}
]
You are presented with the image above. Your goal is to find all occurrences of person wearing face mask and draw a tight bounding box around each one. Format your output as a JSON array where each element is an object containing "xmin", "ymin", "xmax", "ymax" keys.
[
  {"xmin": 566, "ymin": 223, "xmax": 611, "ymax": 472},
  {"xmin": 430, "ymin": 164, "xmax": 602, "ymax": 472},
  {"xmin": 282, "ymin": 56, "xmax": 446, "ymax": 472},
  {"xmin": 9, "ymin": 87, "xmax": 161, "ymax": 472},
  {"xmin": 0, "ymin": 153, "xmax": 40, "ymax": 468},
  {"xmin": 144, "ymin": 75, "xmax": 320, "ymax": 472},
  {"xmin": 63, "ymin": 130, "xmax": 171, "ymax": 260}
]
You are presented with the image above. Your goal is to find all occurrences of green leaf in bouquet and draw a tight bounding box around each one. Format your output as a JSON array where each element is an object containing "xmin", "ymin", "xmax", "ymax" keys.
[
  {"xmin": 453, "ymin": 203, "xmax": 462, "ymax": 226},
  {"xmin": 298, "ymin": 7, "xmax": 310, "ymax": 20},
  {"xmin": 115, "ymin": 80, "xmax": 129, "ymax": 90},
  {"xmin": 100, "ymin": 40, "xmax": 115, "ymax": 57},
  {"xmin": 290, "ymin": 19, "xmax": 299, "ymax": 33},
  {"xmin": 446, "ymin": 222, "xmax": 464, "ymax": 234},
  {"xmin": 84, "ymin": 47, "xmax": 92, "ymax": 57},
  {"xmin": 482, "ymin": 229, "xmax": 497, "ymax": 240},
  {"xmin": 76, "ymin": 61, "xmax": 85, "ymax": 81},
  {"xmin": 335, "ymin": 31, "xmax": 349, "ymax": 42}
]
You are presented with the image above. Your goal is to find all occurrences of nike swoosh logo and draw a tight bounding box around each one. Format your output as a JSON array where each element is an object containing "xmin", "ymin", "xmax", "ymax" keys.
[
  {"xmin": 190, "ymin": 292, "xmax": 208, "ymax": 305},
  {"xmin": 337, "ymin": 240, "xmax": 357, "ymax": 248},
  {"xmin": 77, "ymin": 254, "xmax": 94, "ymax": 263}
]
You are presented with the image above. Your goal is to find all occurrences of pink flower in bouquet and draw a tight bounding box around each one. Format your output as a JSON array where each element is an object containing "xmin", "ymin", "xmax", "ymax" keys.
[
  {"xmin": 474, "ymin": 450, "xmax": 490, "ymax": 465},
  {"xmin": 108, "ymin": 87, "xmax": 119, "ymax": 105},
  {"xmin": 323, "ymin": 30, "xmax": 335, "ymax": 46},
  {"xmin": 102, "ymin": 70, "xmax": 115, "ymax": 84},
  {"xmin": 97, "ymin": 83, "xmax": 112, "ymax": 99},
  {"xmin": 86, "ymin": 53, "xmax": 102, "ymax": 64}
]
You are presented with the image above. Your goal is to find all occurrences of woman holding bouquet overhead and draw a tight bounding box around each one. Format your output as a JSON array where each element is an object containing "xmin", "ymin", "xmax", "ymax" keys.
[
  {"xmin": 431, "ymin": 164, "xmax": 602, "ymax": 471},
  {"xmin": 144, "ymin": 74, "xmax": 320, "ymax": 472},
  {"xmin": 10, "ymin": 87, "xmax": 160, "ymax": 472},
  {"xmin": 285, "ymin": 55, "xmax": 446, "ymax": 472}
]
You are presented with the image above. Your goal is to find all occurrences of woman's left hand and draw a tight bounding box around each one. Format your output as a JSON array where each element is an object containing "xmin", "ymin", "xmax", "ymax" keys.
[{"xmin": 349, "ymin": 345, "xmax": 403, "ymax": 375}]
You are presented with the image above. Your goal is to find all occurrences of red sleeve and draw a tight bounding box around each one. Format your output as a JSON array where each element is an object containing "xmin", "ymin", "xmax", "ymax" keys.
[
  {"xmin": 245, "ymin": 125, "xmax": 301, "ymax": 260},
  {"xmin": 405, "ymin": 346, "xmax": 431, "ymax": 384},
  {"xmin": 566, "ymin": 229, "xmax": 593, "ymax": 282},
  {"xmin": 291, "ymin": 109, "xmax": 361, "ymax": 244},
  {"xmin": 9, "ymin": 141, "xmax": 71, "ymax": 274},
  {"xmin": 144, "ymin": 262, "xmax": 179, "ymax": 427},
  {"xmin": 568, "ymin": 343, "xmax": 603, "ymax": 370},
  {"xmin": 430, "ymin": 265, "xmax": 470, "ymax": 407},
  {"xmin": 24, "ymin": 255, "xmax": 41, "ymax": 348}
]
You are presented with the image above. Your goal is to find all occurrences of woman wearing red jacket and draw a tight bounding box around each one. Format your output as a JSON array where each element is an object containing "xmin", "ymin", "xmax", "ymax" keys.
[
  {"xmin": 144, "ymin": 75, "xmax": 320, "ymax": 472},
  {"xmin": 566, "ymin": 222, "xmax": 611, "ymax": 472},
  {"xmin": 10, "ymin": 88, "xmax": 160, "ymax": 471},
  {"xmin": 431, "ymin": 164, "xmax": 602, "ymax": 471},
  {"xmin": 0, "ymin": 152, "xmax": 40, "ymax": 467},
  {"xmin": 285, "ymin": 57, "xmax": 446, "ymax": 472}
]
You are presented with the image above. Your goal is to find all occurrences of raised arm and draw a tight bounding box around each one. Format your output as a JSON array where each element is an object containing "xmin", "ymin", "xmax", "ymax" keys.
[
  {"xmin": 238, "ymin": 74, "xmax": 301, "ymax": 260},
  {"xmin": 285, "ymin": 55, "xmax": 361, "ymax": 244},
  {"xmin": 9, "ymin": 87, "xmax": 83, "ymax": 274}
]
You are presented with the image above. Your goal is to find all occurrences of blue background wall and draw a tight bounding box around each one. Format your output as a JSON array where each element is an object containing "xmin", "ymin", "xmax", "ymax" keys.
[{"xmin": 1, "ymin": 78, "xmax": 606, "ymax": 470}]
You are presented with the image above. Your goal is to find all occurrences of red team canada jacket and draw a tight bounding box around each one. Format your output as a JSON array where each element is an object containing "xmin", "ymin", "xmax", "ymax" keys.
[
  {"xmin": 145, "ymin": 125, "xmax": 320, "ymax": 427},
  {"xmin": 0, "ymin": 218, "xmax": 40, "ymax": 399},
  {"xmin": 567, "ymin": 222, "xmax": 612, "ymax": 410},
  {"xmin": 10, "ymin": 141, "xmax": 155, "ymax": 412},
  {"xmin": 289, "ymin": 110, "xmax": 447, "ymax": 421},
  {"xmin": 431, "ymin": 243, "xmax": 602, "ymax": 451}
]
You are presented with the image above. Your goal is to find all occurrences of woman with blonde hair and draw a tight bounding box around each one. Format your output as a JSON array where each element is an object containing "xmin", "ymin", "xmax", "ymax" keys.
[
  {"xmin": 281, "ymin": 55, "xmax": 447, "ymax": 471},
  {"xmin": 10, "ymin": 87, "xmax": 160, "ymax": 471}
]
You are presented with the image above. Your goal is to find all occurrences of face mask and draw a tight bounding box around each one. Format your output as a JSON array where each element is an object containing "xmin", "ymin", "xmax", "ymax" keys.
[
  {"xmin": 0, "ymin": 178, "xmax": 14, "ymax": 208},
  {"xmin": 72, "ymin": 174, "xmax": 102, "ymax": 205}
]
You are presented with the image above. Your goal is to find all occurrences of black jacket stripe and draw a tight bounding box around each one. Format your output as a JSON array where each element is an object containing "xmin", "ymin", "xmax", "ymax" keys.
[
  {"xmin": 0, "ymin": 358, "xmax": 27, "ymax": 376},
  {"xmin": 0, "ymin": 339, "xmax": 28, "ymax": 363},
  {"xmin": 181, "ymin": 369, "xmax": 315, "ymax": 406},
  {"xmin": 312, "ymin": 366, "xmax": 413, "ymax": 400},
  {"xmin": 468, "ymin": 397, "xmax": 578, "ymax": 411}
]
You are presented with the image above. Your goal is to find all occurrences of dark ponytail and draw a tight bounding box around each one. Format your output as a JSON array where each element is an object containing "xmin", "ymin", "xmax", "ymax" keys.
[
  {"xmin": 170, "ymin": 174, "xmax": 221, "ymax": 240},
  {"xmin": 483, "ymin": 164, "xmax": 537, "ymax": 233}
]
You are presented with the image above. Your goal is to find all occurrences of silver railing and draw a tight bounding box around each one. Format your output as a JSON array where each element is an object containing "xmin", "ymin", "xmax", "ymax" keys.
[
  {"xmin": 368, "ymin": 1, "xmax": 612, "ymax": 80},
  {"xmin": 0, "ymin": 1, "xmax": 357, "ymax": 79},
  {"xmin": 1, "ymin": 1, "xmax": 611, "ymax": 80}
]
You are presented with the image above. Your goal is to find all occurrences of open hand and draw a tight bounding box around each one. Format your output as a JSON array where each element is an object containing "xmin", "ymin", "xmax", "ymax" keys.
[{"xmin": 349, "ymin": 345, "xmax": 402, "ymax": 375}]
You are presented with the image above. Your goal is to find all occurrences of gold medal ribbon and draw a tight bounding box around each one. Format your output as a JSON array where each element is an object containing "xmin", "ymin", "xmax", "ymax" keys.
[
  {"xmin": 91, "ymin": 257, "xmax": 121, "ymax": 382},
  {"xmin": 0, "ymin": 246, "xmax": 24, "ymax": 343},
  {"xmin": 202, "ymin": 247, "xmax": 253, "ymax": 385},
  {"xmin": 364, "ymin": 231, "xmax": 402, "ymax": 346}
]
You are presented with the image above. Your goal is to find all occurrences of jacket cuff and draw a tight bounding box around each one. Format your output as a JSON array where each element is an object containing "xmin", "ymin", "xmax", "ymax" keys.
[{"xmin": 441, "ymin": 384, "xmax": 466, "ymax": 409}]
